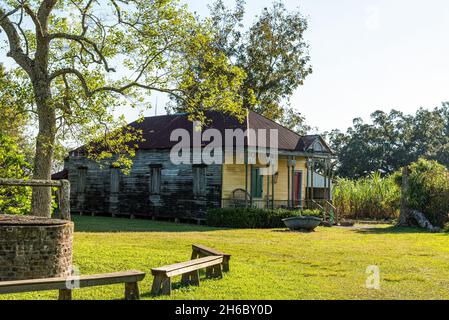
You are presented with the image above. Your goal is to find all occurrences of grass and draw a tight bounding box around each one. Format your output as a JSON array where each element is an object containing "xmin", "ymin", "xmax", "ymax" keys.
[{"xmin": 2, "ymin": 215, "xmax": 449, "ymax": 300}]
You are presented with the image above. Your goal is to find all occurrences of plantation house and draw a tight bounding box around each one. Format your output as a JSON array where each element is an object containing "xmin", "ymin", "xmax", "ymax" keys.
[{"xmin": 52, "ymin": 110, "xmax": 335, "ymax": 222}]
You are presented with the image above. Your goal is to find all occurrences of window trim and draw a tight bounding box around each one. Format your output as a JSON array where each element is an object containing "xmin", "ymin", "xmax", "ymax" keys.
[
  {"xmin": 149, "ymin": 165, "xmax": 162, "ymax": 195},
  {"xmin": 193, "ymin": 165, "xmax": 207, "ymax": 197}
]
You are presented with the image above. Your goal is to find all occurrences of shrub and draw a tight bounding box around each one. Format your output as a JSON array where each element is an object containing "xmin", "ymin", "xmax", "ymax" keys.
[
  {"xmin": 403, "ymin": 159, "xmax": 449, "ymax": 228},
  {"xmin": 0, "ymin": 133, "xmax": 31, "ymax": 215},
  {"xmin": 333, "ymin": 172, "xmax": 400, "ymax": 220},
  {"xmin": 206, "ymin": 208, "xmax": 322, "ymax": 229}
]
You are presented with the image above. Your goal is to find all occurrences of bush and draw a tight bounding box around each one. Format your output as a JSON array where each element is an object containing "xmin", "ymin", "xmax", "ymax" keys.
[
  {"xmin": 206, "ymin": 208, "xmax": 322, "ymax": 229},
  {"xmin": 403, "ymin": 159, "xmax": 449, "ymax": 228}
]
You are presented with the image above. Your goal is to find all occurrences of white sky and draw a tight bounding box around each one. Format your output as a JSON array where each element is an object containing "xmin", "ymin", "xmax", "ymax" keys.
[
  {"xmin": 186, "ymin": 0, "xmax": 449, "ymax": 132},
  {"xmin": 1, "ymin": 0, "xmax": 448, "ymax": 133}
]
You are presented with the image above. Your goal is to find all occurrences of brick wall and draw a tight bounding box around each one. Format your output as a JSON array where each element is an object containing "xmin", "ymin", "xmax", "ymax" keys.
[{"xmin": 0, "ymin": 220, "xmax": 73, "ymax": 281}]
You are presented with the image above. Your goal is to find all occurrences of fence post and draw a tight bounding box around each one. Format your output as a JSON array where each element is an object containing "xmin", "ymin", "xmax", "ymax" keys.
[{"xmin": 60, "ymin": 180, "xmax": 71, "ymax": 221}]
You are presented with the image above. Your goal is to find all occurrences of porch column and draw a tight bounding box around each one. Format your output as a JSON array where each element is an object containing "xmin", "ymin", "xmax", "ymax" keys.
[
  {"xmin": 290, "ymin": 159, "xmax": 296, "ymax": 208},
  {"xmin": 310, "ymin": 158, "xmax": 315, "ymax": 201},
  {"xmin": 287, "ymin": 157, "xmax": 291, "ymax": 208},
  {"xmin": 266, "ymin": 172, "xmax": 270, "ymax": 209},
  {"xmin": 245, "ymin": 150, "xmax": 248, "ymax": 208},
  {"xmin": 305, "ymin": 158, "xmax": 310, "ymax": 202},
  {"xmin": 271, "ymin": 169, "xmax": 275, "ymax": 210}
]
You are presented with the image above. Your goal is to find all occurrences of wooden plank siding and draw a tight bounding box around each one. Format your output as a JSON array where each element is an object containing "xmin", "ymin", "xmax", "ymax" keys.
[
  {"xmin": 66, "ymin": 150, "xmax": 222, "ymax": 219},
  {"xmin": 221, "ymin": 155, "xmax": 308, "ymax": 203}
]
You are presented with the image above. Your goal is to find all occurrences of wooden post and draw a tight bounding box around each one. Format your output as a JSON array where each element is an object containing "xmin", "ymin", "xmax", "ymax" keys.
[
  {"xmin": 310, "ymin": 159, "xmax": 315, "ymax": 203},
  {"xmin": 151, "ymin": 275, "xmax": 163, "ymax": 296},
  {"xmin": 190, "ymin": 270, "xmax": 200, "ymax": 286},
  {"xmin": 213, "ymin": 264, "xmax": 223, "ymax": 278},
  {"xmin": 58, "ymin": 289, "xmax": 72, "ymax": 300},
  {"xmin": 266, "ymin": 174, "xmax": 270, "ymax": 209},
  {"xmin": 124, "ymin": 282, "xmax": 140, "ymax": 300},
  {"xmin": 161, "ymin": 277, "xmax": 171, "ymax": 295},
  {"xmin": 245, "ymin": 151, "xmax": 249, "ymax": 208},
  {"xmin": 60, "ymin": 179, "xmax": 71, "ymax": 221},
  {"xmin": 287, "ymin": 158, "xmax": 291, "ymax": 208},
  {"xmin": 271, "ymin": 170, "xmax": 275, "ymax": 210},
  {"xmin": 305, "ymin": 159, "xmax": 310, "ymax": 204},
  {"xmin": 250, "ymin": 164, "xmax": 254, "ymax": 207},
  {"xmin": 222, "ymin": 257, "xmax": 230, "ymax": 273}
]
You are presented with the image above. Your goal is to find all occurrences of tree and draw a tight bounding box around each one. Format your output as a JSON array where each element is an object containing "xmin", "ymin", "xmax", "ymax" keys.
[
  {"xmin": 329, "ymin": 103, "xmax": 449, "ymax": 178},
  {"xmin": 0, "ymin": 0, "xmax": 246, "ymax": 217},
  {"xmin": 169, "ymin": 0, "xmax": 313, "ymax": 133}
]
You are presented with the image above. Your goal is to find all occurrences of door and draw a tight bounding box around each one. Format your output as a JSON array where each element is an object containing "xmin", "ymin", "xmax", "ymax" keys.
[{"xmin": 293, "ymin": 171, "xmax": 303, "ymax": 207}]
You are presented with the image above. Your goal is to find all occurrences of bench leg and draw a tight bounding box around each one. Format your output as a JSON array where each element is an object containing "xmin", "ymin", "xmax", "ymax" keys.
[
  {"xmin": 59, "ymin": 289, "xmax": 72, "ymax": 300},
  {"xmin": 223, "ymin": 258, "xmax": 230, "ymax": 272},
  {"xmin": 182, "ymin": 270, "xmax": 200, "ymax": 287},
  {"xmin": 213, "ymin": 264, "xmax": 223, "ymax": 278},
  {"xmin": 181, "ymin": 273, "xmax": 190, "ymax": 286},
  {"xmin": 191, "ymin": 249, "xmax": 199, "ymax": 260},
  {"xmin": 151, "ymin": 275, "xmax": 163, "ymax": 296},
  {"xmin": 206, "ymin": 267, "xmax": 213, "ymax": 278},
  {"xmin": 125, "ymin": 282, "xmax": 140, "ymax": 300},
  {"xmin": 161, "ymin": 277, "xmax": 171, "ymax": 296},
  {"xmin": 190, "ymin": 270, "xmax": 200, "ymax": 286}
]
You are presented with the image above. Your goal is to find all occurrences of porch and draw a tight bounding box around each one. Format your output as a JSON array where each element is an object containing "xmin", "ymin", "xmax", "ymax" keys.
[{"xmin": 221, "ymin": 152, "xmax": 337, "ymax": 223}]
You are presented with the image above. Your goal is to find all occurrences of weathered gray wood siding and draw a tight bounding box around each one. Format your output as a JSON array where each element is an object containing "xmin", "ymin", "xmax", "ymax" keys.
[{"xmin": 66, "ymin": 149, "xmax": 223, "ymax": 219}]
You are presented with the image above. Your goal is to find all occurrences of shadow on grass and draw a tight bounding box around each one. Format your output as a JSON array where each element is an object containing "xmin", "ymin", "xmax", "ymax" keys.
[
  {"xmin": 73, "ymin": 215, "xmax": 225, "ymax": 233},
  {"xmin": 352, "ymin": 226, "xmax": 435, "ymax": 235},
  {"xmin": 272, "ymin": 229, "xmax": 316, "ymax": 234}
]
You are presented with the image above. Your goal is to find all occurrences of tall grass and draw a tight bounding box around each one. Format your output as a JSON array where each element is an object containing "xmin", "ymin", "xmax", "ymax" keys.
[{"xmin": 333, "ymin": 173, "xmax": 400, "ymax": 220}]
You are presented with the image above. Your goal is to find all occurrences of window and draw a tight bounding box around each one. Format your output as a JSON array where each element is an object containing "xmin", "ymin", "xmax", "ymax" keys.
[
  {"xmin": 150, "ymin": 165, "xmax": 162, "ymax": 194},
  {"xmin": 110, "ymin": 168, "xmax": 120, "ymax": 193},
  {"xmin": 77, "ymin": 167, "xmax": 87, "ymax": 193},
  {"xmin": 251, "ymin": 167, "xmax": 263, "ymax": 198},
  {"xmin": 193, "ymin": 165, "xmax": 207, "ymax": 196}
]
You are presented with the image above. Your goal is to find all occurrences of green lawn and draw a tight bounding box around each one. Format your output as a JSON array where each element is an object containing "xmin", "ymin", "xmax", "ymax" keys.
[{"xmin": 2, "ymin": 215, "xmax": 449, "ymax": 300}]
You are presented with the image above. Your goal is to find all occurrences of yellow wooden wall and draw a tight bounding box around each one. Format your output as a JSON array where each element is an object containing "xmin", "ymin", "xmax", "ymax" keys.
[{"xmin": 221, "ymin": 155, "xmax": 307, "ymax": 201}]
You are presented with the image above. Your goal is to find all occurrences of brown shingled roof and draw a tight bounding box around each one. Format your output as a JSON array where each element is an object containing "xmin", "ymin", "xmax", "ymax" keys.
[
  {"xmin": 51, "ymin": 168, "xmax": 68, "ymax": 180},
  {"xmin": 72, "ymin": 110, "xmax": 332, "ymax": 154}
]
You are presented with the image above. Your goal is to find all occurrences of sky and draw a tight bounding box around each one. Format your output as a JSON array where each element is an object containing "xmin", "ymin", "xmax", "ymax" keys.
[
  {"xmin": 184, "ymin": 0, "xmax": 449, "ymax": 133},
  {"xmin": 1, "ymin": 0, "xmax": 448, "ymax": 133}
]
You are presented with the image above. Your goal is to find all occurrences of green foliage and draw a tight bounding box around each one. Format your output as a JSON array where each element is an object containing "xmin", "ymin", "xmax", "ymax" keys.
[
  {"xmin": 0, "ymin": 65, "xmax": 34, "ymax": 164},
  {"xmin": 329, "ymin": 104, "xmax": 449, "ymax": 179},
  {"xmin": 206, "ymin": 208, "xmax": 322, "ymax": 229},
  {"xmin": 333, "ymin": 172, "xmax": 400, "ymax": 220},
  {"xmin": 0, "ymin": 134, "xmax": 32, "ymax": 215},
  {"xmin": 0, "ymin": 0, "xmax": 250, "ymax": 180},
  {"xmin": 402, "ymin": 159, "xmax": 449, "ymax": 227},
  {"xmin": 170, "ymin": 0, "xmax": 312, "ymax": 133}
]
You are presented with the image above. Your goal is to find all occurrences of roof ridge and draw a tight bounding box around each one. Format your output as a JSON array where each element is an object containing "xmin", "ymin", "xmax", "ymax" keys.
[{"xmin": 247, "ymin": 109, "xmax": 304, "ymax": 138}]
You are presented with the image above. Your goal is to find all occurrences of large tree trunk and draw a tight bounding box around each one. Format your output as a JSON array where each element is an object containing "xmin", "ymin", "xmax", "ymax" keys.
[{"xmin": 31, "ymin": 82, "xmax": 56, "ymax": 218}]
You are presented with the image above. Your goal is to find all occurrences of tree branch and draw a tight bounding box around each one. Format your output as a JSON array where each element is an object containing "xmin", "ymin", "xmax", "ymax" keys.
[
  {"xmin": 37, "ymin": 0, "xmax": 57, "ymax": 32},
  {"xmin": 49, "ymin": 68, "xmax": 187, "ymax": 103},
  {"xmin": 0, "ymin": 6, "xmax": 32, "ymax": 74},
  {"xmin": 49, "ymin": 33, "xmax": 116, "ymax": 72}
]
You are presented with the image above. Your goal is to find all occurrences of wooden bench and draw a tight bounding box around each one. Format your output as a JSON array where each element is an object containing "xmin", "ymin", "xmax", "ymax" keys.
[
  {"xmin": 192, "ymin": 244, "xmax": 231, "ymax": 272},
  {"xmin": 151, "ymin": 256, "xmax": 223, "ymax": 296},
  {"xmin": 0, "ymin": 271, "xmax": 146, "ymax": 300}
]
